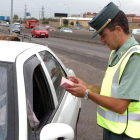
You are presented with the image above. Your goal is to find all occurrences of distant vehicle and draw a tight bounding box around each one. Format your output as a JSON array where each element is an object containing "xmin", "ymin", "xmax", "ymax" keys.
[
  {"xmin": 89, "ymin": 27, "xmax": 95, "ymax": 31},
  {"xmin": 46, "ymin": 27, "xmax": 56, "ymax": 31},
  {"xmin": 14, "ymin": 23, "xmax": 22, "ymax": 28},
  {"xmin": 1, "ymin": 22, "xmax": 9, "ymax": 27},
  {"xmin": 60, "ymin": 27, "xmax": 73, "ymax": 33},
  {"xmin": 45, "ymin": 26, "xmax": 50, "ymax": 29},
  {"xmin": 132, "ymin": 29, "xmax": 140, "ymax": 35},
  {"xmin": 31, "ymin": 26, "xmax": 48, "ymax": 38},
  {"xmin": 25, "ymin": 20, "xmax": 38, "ymax": 28},
  {"xmin": 73, "ymin": 27, "xmax": 81, "ymax": 30},
  {"xmin": 8, "ymin": 26, "xmax": 20, "ymax": 34}
]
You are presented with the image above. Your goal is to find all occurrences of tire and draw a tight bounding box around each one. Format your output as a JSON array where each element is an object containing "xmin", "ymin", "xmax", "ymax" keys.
[{"xmin": 46, "ymin": 36, "xmax": 48, "ymax": 38}]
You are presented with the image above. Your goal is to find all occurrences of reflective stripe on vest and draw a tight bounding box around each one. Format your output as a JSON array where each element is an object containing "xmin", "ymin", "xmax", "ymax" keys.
[
  {"xmin": 98, "ymin": 46, "xmax": 140, "ymax": 123},
  {"xmin": 98, "ymin": 106, "xmax": 140, "ymax": 122}
]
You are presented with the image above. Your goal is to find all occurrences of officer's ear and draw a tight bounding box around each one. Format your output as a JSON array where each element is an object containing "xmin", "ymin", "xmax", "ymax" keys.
[{"xmin": 115, "ymin": 26, "xmax": 123, "ymax": 35}]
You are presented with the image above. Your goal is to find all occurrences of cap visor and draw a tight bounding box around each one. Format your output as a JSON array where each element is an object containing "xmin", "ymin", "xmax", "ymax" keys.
[{"xmin": 92, "ymin": 31, "xmax": 99, "ymax": 38}]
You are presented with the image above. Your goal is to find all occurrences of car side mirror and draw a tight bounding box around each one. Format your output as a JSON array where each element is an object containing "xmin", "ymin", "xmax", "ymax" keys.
[{"xmin": 40, "ymin": 123, "xmax": 74, "ymax": 140}]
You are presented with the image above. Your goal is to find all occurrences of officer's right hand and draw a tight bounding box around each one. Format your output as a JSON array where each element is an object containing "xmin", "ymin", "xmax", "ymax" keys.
[{"xmin": 67, "ymin": 76, "xmax": 88, "ymax": 87}]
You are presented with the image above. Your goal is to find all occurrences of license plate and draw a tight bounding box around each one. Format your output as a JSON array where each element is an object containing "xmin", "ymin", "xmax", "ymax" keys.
[{"xmin": 41, "ymin": 34, "xmax": 45, "ymax": 35}]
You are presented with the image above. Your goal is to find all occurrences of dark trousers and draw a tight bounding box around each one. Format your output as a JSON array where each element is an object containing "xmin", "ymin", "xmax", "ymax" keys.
[{"xmin": 103, "ymin": 129, "xmax": 140, "ymax": 140}]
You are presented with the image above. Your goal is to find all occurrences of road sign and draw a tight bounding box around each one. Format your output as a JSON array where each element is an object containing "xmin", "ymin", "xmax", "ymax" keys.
[
  {"xmin": 54, "ymin": 13, "xmax": 68, "ymax": 17},
  {"xmin": 6, "ymin": 16, "xmax": 10, "ymax": 21},
  {"xmin": 0, "ymin": 16, "xmax": 5, "ymax": 20}
]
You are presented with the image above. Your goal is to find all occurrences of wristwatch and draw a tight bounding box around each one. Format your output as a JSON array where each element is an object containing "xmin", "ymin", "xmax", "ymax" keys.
[{"xmin": 83, "ymin": 89, "xmax": 90, "ymax": 100}]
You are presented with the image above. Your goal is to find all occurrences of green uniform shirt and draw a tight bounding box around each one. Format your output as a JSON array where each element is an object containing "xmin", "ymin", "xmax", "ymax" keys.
[{"xmin": 109, "ymin": 36, "xmax": 140, "ymax": 101}]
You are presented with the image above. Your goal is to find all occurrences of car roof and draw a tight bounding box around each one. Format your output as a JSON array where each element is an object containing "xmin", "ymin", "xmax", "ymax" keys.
[{"xmin": 0, "ymin": 41, "xmax": 41, "ymax": 62}]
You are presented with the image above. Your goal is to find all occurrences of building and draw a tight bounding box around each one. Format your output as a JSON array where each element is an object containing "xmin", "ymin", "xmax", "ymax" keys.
[
  {"xmin": 126, "ymin": 14, "xmax": 140, "ymax": 23},
  {"xmin": 61, "ymin": 17, "xmax": 92, "ymax": 28},
  {"xmin": 83, "ymin": 12, "xmax": 98, "ymax": 18},
  {"xmin": 60, "ymin": 13, "xmax": 140, "ymax": 28}
]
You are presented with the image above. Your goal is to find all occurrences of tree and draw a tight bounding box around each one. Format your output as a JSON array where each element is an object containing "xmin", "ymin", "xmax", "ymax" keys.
[
  {"xmin": 13, "ymin": 14, "xmax": 19, "ymax": 20},
  {"xmin": 70, "ymin": 21, "xmax": 74, "ymax": 26},
  {"xmin": 63, "ymin": 19, "xmax": 68, "ymax": 25}
]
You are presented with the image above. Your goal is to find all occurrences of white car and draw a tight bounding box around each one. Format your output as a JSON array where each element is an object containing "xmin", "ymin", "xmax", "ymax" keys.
[
  {"xmin": 0, "ymin": 41, "xmax": 81, "ymax": 140},
  {"xmin": 60, "ymin": 27, "xmax": 73, "ymax": 33},
  {"xmin": 132, "ymin": 29, "xmax": 140, "ymax": 35},
  {"xmin": 14, "ymin": 23, "xmax": 22, "ymax": 28},
  {"xmin": 89, "ymin": 27, "xmax": 94, "ymax": 31}
]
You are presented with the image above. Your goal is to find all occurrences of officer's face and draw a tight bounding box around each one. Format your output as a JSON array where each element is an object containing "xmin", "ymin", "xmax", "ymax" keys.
[{"xmin": 99, "ymin": 28, "xmax": 120, "ymax": 50}]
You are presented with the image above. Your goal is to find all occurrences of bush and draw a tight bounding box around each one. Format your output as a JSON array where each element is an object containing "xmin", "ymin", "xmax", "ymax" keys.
[
  {"xmin": 63, "ymin": 24, "xmax": 68, "ymax": 27},
  {"xmin": 57, "ymin": 26, "xmax": 62, "ymax": 29}
]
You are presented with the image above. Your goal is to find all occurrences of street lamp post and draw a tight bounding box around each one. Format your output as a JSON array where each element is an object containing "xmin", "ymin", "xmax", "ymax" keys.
[
  {"xmin": 10, "ymin": 0, "xmax": 13, "ymax": 34},
  {"xmin": 64, "ymin": 4, "xmax": 70, "ymax": 26}
]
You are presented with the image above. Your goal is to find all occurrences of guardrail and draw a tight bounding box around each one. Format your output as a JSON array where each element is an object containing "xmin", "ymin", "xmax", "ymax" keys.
[
  {"xmin": 19, "ymin": 34, "xmax": 32, "ymax": 42},
  {"xmin": 49, "ymin": 31, "xmax": 140, "ymax": 45}
]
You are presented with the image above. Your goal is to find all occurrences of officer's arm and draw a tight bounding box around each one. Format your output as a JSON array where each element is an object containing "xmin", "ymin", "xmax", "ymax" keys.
[
  {"xmin": 88, "ymin": 91, "xmax": 131, "ymax": 114},
  {"xmin": 86, "ymin": 85, "xmax": 101, "ymax": 94}
]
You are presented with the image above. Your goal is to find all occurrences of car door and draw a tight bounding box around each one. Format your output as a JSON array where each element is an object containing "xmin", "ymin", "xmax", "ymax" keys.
[
  {"xmin": 32, "ymin": 28, "xmax": 35, "ymax": 35},
  {"xmin": 38, "ymin": 51, "xmax": 81, "ymax": 129},
  {"xmin": 17, "ymin": 46, "xmax": 80, "ymax": 140}
]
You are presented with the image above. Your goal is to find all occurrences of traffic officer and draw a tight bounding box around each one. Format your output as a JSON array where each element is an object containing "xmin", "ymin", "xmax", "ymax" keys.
[{"xmin": 64, "ymin": 2, "xmax": 140, "ymax": 140}]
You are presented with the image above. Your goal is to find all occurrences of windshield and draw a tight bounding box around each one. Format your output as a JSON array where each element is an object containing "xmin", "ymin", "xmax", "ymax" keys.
[
  {"xmin": 36, "ymin": 27, "xmax": 45, "ymax": 31},
  {"xmin": 0, "ymin": 67, "xmax": 7, "ymax": 140},
  {"xmin": 31, "ymin": 23, "xmax": 38, "ymax": 25}
]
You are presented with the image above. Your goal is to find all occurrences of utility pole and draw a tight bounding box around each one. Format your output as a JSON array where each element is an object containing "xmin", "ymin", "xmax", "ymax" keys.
[
  {"xmin": 24, "ymin": 4, "xmax": 27, "ymax": 21},
  {"xmin": 42, "ymin": 6, "xmax": 44, "ymax": 19},
  {"xmin": 10, "ymin": 0, "xmax": 13, "ymax": 34},
  {"xmin": 39, "ymin": 11, "xmax": 41, "ymax": 25}
]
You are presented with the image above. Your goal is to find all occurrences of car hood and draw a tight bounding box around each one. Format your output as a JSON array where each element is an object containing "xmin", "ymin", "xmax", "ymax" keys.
[{"xmin": 35, "ymin": 30, "xmax": 48, "ymax": 33}]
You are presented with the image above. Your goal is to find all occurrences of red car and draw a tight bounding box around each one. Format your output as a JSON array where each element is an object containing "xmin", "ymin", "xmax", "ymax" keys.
[
  {"xmin": 46, "ymin": 27, "xmax": 56, "ymax": 31},
  {"xmin": 31, "ymin": 26, "xmax": 48, "ymax": 38}
]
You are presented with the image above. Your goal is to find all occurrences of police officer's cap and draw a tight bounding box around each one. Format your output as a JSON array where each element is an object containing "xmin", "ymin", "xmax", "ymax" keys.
[{"xmin": 88, "ymin": 2, "xmax": 120, "ymax": 38}]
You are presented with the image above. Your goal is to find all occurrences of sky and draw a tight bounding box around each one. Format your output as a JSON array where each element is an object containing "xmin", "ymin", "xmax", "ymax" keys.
[{"xmin": 0, "ymin": 0, "xmax": 140, "ymax": 19}]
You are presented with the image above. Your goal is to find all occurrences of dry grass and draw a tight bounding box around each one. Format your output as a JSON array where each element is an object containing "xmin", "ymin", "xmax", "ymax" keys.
[{"xmin": 0, "ymin": 33, "xmax": 20, "ymax": 41}]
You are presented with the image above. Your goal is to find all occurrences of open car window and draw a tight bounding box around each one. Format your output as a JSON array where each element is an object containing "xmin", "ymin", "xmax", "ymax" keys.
[
  {"xmin": 39, "ymin": 51, "xmax": 67, "ymax": 102},
  {"xmin": 23, "ymin": 56, "xmax": 54, "ymax": 132}
]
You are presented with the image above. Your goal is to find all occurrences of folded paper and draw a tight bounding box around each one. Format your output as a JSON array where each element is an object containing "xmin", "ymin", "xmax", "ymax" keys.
[{"xmin": 60, "ymin": 77, "xmax": 74, "ymax": 88}]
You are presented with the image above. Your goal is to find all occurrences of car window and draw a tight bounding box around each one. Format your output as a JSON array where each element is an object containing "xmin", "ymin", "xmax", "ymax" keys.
[
  {"xmin": 24, "ymin": 56, "xmax": 54, "ymax": 131},
  {"xmin": 39, "ymin": 51, "xmax": 67, "ymax": 102},
  {"xmin": 36, "ymin": 27, "xmax": 45, "ymax": 31},
  {"xmin": 0, "ymin": 67, "xmax": 7, "ymax": 139}
]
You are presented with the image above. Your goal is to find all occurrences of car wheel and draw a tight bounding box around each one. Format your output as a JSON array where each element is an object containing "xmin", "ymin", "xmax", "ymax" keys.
[
  {"xmin": 34, "ymin": 34, "xmax": 37, "ymax": 38},
  {"xmin": 46, "ymin": 36, "xmax": 48, "ymax": 38}
]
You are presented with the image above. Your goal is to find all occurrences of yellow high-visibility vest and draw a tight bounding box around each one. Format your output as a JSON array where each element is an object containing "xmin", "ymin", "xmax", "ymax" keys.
[{"xmin": 97, "ymin": 45, "xmax": 140, "ymax": 138}]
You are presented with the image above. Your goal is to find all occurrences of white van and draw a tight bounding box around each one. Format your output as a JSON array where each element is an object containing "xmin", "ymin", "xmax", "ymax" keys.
[
  {"xmin": 14, "ymin": 23, "xmax": 22, "ymax": 28},
  {"xmin": 89, "ymin": 27, "xmax": 94, "ymax": 31},
  {"xmin": 132, "ymin": 29, "xmax": 140, "ymax": 35}
]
